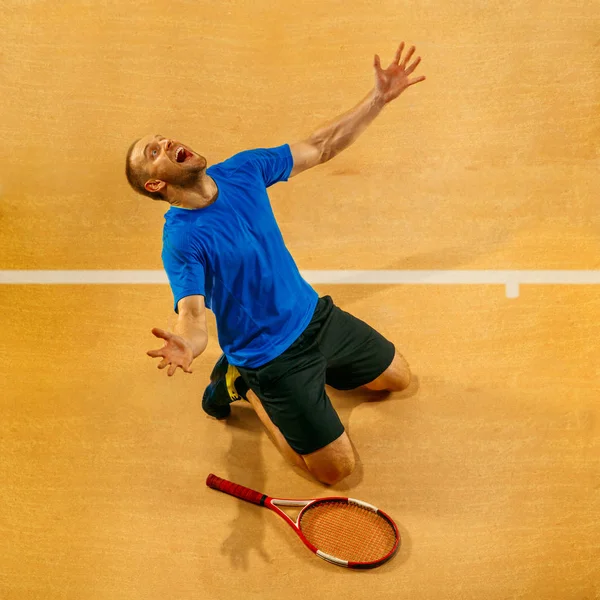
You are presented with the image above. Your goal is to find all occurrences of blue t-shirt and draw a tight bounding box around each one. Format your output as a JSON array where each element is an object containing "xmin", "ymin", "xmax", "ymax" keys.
[{"xmin": 161, "ymin": 144, "xmax": 319, "ymax": 368}]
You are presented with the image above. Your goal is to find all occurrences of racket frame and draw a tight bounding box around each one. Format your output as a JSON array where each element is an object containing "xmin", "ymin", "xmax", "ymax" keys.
[{"xmin": 207, "ymin": 474, "xmax": 400, "ymax": 569}]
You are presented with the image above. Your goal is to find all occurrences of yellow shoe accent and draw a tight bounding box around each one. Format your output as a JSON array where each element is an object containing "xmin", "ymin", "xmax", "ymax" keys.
[{"xmin": 225, "ymin": 365, "xmax": 242, "ymax": 402}]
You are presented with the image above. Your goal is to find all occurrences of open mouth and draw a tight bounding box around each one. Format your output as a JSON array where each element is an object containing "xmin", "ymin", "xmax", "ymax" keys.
[{"xmin": 175, "ymin": 147, "xmax": 190, "ymax": 163}]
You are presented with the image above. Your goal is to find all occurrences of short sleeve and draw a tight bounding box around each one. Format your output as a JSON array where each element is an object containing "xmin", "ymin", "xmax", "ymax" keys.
[
  {"xmin": 245, "ymin": 144, "xmax": 293, "ymax": 188},
  {"xmin": 161, "ymin": 232, "xmax": 206, "ymax": 314}
]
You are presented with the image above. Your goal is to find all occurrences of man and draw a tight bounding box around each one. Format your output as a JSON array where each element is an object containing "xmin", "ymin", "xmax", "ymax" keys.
[{"xmin": 125, "ymin": 43, "xmax": 425, "ymax": 485}]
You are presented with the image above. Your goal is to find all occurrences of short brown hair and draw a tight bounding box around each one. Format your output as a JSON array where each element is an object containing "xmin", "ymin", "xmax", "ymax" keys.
[{"xmin": 125, "ymin": 138, "xmax": 164, "ymax": 201}]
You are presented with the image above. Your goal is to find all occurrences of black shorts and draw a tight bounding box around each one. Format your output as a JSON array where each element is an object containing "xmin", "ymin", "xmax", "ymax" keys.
[{"xmin": 237, "ymin": 295, "xmax": 395, "ymax": 455}]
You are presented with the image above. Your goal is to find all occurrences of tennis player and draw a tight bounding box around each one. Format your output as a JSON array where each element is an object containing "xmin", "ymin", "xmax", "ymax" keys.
[{"xmin": 125, "ymin": 43, "xmax": 425, "ymax": 485}]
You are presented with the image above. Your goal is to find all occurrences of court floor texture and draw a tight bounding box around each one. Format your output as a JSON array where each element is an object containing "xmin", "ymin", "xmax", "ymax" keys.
[{"xmin": 1, "ymin": 1, "xmax": 599, "ymax": 599}]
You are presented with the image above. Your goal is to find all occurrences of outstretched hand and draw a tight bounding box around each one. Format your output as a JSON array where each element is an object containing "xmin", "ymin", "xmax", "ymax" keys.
[
  {"xmin": 374, "ymin": 42, "xmax": 426, "ymax": 104},
  {"xmin": 147, "ymin": 327, "xmax": 194, "ymax": 377}
]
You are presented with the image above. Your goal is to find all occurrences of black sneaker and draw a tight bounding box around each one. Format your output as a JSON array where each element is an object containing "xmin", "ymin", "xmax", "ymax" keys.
[{"xmin": 202, "ymin": 354, "xmax": 248, "ymax": 419}]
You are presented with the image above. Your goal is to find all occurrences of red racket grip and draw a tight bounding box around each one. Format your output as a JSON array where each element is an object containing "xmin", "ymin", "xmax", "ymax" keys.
[{"xmin": 206, "ymin": 474, "xmax": 267, "ymax": 506}]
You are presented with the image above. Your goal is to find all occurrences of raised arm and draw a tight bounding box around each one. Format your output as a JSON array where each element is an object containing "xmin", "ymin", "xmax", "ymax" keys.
[{"xmin": 289, "ymin": 42, "xmax": 425, "ymax": 178}]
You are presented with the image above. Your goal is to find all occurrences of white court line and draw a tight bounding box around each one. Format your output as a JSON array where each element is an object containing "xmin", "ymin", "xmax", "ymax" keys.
[{"xmin": 0, "ymin": 270, "xmax": 599, "ymax": 298}]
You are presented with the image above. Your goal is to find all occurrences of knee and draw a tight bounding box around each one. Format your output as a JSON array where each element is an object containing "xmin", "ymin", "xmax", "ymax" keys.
[
  {"xmin": 302, "ymin": 432, "xmax": 355, "ymax": 485},
  {"xmin": 389, "ymin": 367, "xmax": 411, "ymax": 392},
  {"xmin": 366, "ymin": 365, "xmax": 411, "ymax": 392},
  {"xmin": 308, "ymin": 456, "xmax": 355, "ymax": 486},
  {"xmin": 382, "ymin": 353, "xmax": 412, "ymax": 391}
]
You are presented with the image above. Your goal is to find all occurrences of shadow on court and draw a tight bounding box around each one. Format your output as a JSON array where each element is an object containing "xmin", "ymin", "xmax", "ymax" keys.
[
  {"xmin": 216, "ymin": 408, "xmax": 271, "ymax": 570},
  {"xmin": 215, "ymin": 373, "xmax": 420, "ymax": 569},
  {"xmin": 328, "ymin": 373, "xmax": 420, "ymax": 491}
]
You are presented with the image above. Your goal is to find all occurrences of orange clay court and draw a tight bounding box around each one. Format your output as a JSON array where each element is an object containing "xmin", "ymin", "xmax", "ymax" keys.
[{"xmin": 0, "ymin": 2, "xmax": 599, "ymax": 599}]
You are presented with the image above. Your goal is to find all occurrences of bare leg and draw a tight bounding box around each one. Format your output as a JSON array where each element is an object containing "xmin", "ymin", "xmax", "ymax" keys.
[
  {"xmin": 246, "ymin": 389, "xmax": 311, "ymax": 475},
  {"xmin": 246, "ymin": 390, "xmax": 355, "ymax": 485},
  {"xmin": 363, "ymin": 350, "xmax": 411, "ymax": 392}
]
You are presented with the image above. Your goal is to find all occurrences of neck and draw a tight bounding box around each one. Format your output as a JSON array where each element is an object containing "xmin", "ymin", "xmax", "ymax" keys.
[{"xmin": 169, "ymin": 172, "xmax": 219, "ymax": 210}]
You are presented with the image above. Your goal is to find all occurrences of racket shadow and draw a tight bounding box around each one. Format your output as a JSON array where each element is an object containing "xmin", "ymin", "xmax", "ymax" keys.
[
  {"xmin": 213, "ymin": 376, "xmax": 418, "ymax": 569},
  {"xmin": 217, "ymin": 405, "xmax": 273, "ymax": 570}
]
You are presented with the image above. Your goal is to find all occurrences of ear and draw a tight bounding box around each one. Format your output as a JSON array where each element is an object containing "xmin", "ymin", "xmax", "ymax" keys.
[{"xmin": 145, "ymin": 179, "xmax": 166, "ymax": 193}]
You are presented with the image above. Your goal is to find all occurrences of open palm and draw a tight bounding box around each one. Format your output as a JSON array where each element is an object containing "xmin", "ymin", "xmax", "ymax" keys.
[
  {"xmin": 374, "ymin": 42, "xmax": 426, "ymax": 104},
  {"xmin": 147, "ymin": 327, "xmax": 194, "ymax": 377}
]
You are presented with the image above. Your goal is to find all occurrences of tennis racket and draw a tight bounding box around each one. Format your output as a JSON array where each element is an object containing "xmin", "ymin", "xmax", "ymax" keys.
[{"xmin": 206, "ymin": 473, "xmax": 400, "ymax": 569}]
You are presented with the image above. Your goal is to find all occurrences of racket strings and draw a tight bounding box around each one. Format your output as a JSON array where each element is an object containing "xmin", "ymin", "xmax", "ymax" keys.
[{"xmin": 299, "ymin": 501, "xmax": 397, "ymax": 563}]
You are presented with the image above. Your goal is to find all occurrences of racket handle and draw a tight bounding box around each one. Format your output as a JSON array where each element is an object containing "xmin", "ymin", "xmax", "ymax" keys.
[{"xmin": 206, "ymin": 474, "xmax": 267, "ymax": 506}]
